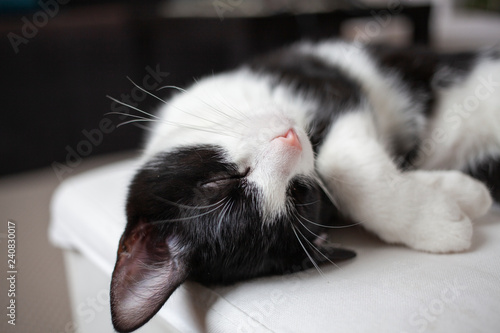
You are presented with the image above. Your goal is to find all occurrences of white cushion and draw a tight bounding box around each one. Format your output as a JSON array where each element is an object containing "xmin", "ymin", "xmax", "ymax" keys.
[{"xmin": 49, "ymin": 160, "xmax": 500, "ymax": 333}]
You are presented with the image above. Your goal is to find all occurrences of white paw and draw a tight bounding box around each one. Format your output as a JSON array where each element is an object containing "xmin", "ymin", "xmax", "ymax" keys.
[
  {"xmin": 409, "ymin": 170, "xmax": 492, "ymax": 220},
  {"xmin": 401, "ymin": 193, "xmax": 473, "ymax": 253},
  {"xmin": 383, "ymin": 170, "xmax": 492, "ymax": 253}
]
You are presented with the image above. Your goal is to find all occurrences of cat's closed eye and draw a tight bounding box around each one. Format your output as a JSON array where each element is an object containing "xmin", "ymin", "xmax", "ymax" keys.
[
  {"xmin": 199, "ymin": 168, "xmax": 250, "ymax": 189},
  {"xmin": 199, "ymin": 177, "xmax": 240, "ymax": 189}
]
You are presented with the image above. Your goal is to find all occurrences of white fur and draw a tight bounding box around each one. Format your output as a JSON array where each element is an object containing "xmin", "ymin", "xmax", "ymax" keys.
[
  {"xmin": 417, "ymin": 58, "xmax": 500, "ymax": 170},
  {"xmin": 316, "ymin": 111, "xmax": 491, "ymax": 253}
]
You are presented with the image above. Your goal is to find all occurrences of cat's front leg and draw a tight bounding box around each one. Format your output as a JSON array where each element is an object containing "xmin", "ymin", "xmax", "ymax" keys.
[{"xmin": 316, "ymin": 111, "xmax": 492, "ymax": 253}]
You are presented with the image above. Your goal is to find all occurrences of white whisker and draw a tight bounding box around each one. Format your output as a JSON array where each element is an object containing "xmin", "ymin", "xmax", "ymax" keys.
[
  {"xmin": 293, "ymin": 224, "xmax": 343, "ymax": 271},
  {"xmin": 105, "ymin": 111, "xmax": 152, "ymax": 121},
  {"xmin": 295, "ymin": 209, "xmax": 362, "ymax": 229},
  {"xmin": 159, "ymin": 84, "xmax": 249, "ymax": 129},
  {"xmin": 295, "ymin": 200, "xmax": 321, "ymax": 207},
  {"xmin": 291, "ymin": 224, "xmax": 324, "ymax": 277},
  {"xmin": 167, "ymin": 103, "xmax": 243, "ymax": 135},
  {"xmin": 127, "ymin": 76, "xmax": 167, "ymax": 104},
  {"xmin": 313, "ymin": 173, "xmax": 339, "ymax": 207},
  {"xmin": 150, "ymin": 198, "xmax": 228, "ymax": 224},
  {"xmin": 117, "ymin": 119, "xmax": 158, "ymax": 127},
  {"xmin": 217, "ymin": 199, "xmax": 233, "ymax": 232},
  {"xmin": 107, "ymin": 100, "xmax": 240, "ymax": 137},
  {"xmin": 157, "ymin": 85, "xmax": 188, "ymax": 94},
  {"xmin": 106, "ymin": 95, "xmax": 160, "ymax": 119},
  {"xmin": 153, "ymin": 196, "xmax": 227, "ymax": 210},
  {"xmin": 211, "ymin": 92, "xmax": 251, "ymax": 123},
  {"xmin": 291, "ymin": 211, "xmax": 328, "ymax": 240}
]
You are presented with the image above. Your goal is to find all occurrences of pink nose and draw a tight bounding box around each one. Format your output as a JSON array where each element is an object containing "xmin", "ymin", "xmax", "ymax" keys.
[{"xmin": 273, "ymin": 129, "xmax": 302, "ymax": 151}]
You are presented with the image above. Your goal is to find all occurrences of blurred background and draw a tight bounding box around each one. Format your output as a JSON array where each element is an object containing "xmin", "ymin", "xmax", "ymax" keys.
[{"xmin": 0, "ymin": 0, "xmax": 499, "ymax": 332}]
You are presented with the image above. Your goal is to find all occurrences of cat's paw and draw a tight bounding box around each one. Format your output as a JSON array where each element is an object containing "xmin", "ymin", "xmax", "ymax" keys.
[
  {"xmin": 403, "ymin": 195, "xmax": 473, "ymax": 253},
  {"xmin": 397, "ymin": 170, "xmax": 493, "ymax": 253},
  {"xmin": 409, "ymin": 170, "xmax": 492, "ymax": 220}
]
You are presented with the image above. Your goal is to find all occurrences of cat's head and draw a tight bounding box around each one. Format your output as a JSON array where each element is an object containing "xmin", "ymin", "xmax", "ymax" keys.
[{"xmin": 110, "ymin": 72, "xmax": 355, "ymax": 332}]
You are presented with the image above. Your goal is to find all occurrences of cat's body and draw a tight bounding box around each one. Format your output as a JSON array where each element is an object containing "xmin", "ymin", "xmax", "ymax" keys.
[{"xmin": 110, "ymin": 40, "xmax": 500, "ymax": 332}]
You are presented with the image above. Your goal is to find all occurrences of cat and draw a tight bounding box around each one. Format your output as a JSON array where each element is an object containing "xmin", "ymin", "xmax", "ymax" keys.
[{"xmin": 109, "ymin": 40, "xmax": 500, "ymax": 332}]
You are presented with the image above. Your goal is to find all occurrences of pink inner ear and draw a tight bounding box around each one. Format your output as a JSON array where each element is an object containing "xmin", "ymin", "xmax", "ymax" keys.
[{"xmin": 110, "ymin": 223, "xmax": 188, "ymax": 333}]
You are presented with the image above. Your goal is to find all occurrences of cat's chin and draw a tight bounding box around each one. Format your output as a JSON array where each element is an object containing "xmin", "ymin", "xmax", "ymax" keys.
[{"xmin": 269, "ymin": 128, "xmax": 304, "ymax": 175}]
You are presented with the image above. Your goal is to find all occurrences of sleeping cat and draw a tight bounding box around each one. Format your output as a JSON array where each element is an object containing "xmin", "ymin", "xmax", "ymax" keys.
[{"xmin": 109, "ymin": 40, "xmax": 500, "ymax": 332}]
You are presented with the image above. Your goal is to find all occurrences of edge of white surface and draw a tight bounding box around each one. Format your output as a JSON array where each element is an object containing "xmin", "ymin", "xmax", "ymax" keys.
[
  {"xmin": 48, "ymin": 159, "xmax": 500, "ymax": 333},
  {"xmin": 49, "ymin": 159, "xmax": 140, "ymax": 275}
]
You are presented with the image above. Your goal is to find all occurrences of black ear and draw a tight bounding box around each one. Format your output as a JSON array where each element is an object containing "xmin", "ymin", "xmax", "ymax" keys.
[
  {"xmin": 317, "ymin": 246, "xmax": 356, "ymax": 262},
  {"xmin": 307, "ymin": 236, "xmax": 356, "ymax": 266},
  {"xmin": 110, "ymin": 220, "xmax": 189, "ymax": 333}
]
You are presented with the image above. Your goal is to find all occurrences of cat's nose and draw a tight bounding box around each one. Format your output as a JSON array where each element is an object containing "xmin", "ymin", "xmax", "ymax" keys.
[{"xmin": 273, "ymin": 129, "xmax": 302, "ymax": 151}]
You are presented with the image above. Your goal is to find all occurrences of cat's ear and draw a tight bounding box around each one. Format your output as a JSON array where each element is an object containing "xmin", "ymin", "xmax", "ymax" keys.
[
  {"xmin": 318, "ymin": 246, "xmax": 356, "ymax": 262},
  {"xmin": 309, "ymin": 241, "xmax": 356, "ymax": 265},
  {"xmin": 110, "ymin": 219, "xmax": 189, "ymax": 333}
]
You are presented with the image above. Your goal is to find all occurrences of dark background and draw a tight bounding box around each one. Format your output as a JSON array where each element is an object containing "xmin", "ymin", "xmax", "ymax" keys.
[{"xmin": 0, "ymin": 0, "xmax": 432, "ymax": 177}]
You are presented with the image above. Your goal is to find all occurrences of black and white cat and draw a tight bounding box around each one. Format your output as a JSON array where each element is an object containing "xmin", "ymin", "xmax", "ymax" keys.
[{"xmin": 110, "ymin": 40, "xmax": 500, "ymax": 332}]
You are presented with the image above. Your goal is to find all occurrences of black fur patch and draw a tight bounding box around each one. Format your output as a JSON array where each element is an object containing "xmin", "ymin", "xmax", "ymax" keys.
[
  {"xmin": 466, "ymin": 157, "xmax": 500, "ymax": 202},
  {"xmin": 367, "ymin": 44, "xmax": 478, "ymax": 169},
  {"xmin": 367, "ymin": 44, "xmax": 477, "ymax": 111},
  {"xmin": 249, "ymin": 48, "xmax": 363, "ymax": 152},
  {"xmin": 125, "ymin": 145, "xmax": 354, "ymax": 285}
]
